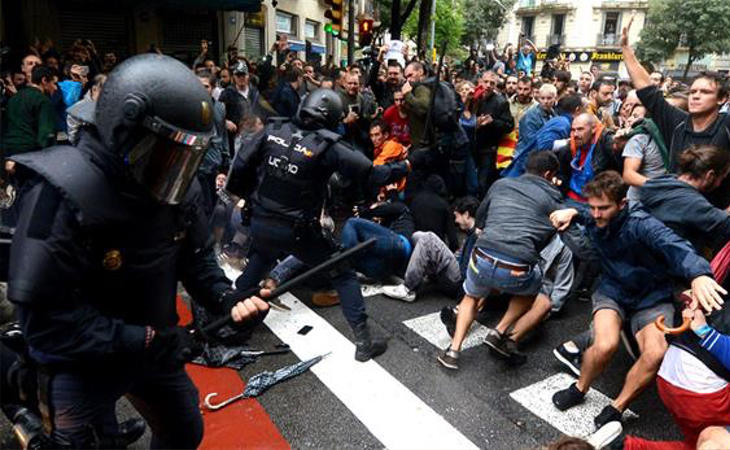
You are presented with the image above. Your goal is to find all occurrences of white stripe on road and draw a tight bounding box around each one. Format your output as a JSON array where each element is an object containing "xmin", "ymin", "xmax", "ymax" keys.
[
  {"xmin": 263, "ymin": 293, "xmax": 479, "ymax": 450},
  {"xmin": 509, "ymin": 373, "xmax": 638, "ymax": 439},
  {"xmin": 403, "ymin": 312, "xmax": 490, "ymax": 351}
]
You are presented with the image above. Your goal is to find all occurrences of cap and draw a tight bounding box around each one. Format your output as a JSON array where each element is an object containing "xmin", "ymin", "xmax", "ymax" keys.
[{"xmin": 232, "ymin": 61, "xmax": 248, "ymax": 75}]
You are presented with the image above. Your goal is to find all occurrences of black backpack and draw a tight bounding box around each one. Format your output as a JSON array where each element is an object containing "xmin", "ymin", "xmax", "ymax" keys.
[{"xmin": 416, "ymin": 78, "xmax": 461, "ymax": 133}]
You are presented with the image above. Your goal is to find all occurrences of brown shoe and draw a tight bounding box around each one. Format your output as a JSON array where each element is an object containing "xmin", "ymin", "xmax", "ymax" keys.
[{"xmin": 312, "ymin": 290, "xmax": 340, "ymax": 307}]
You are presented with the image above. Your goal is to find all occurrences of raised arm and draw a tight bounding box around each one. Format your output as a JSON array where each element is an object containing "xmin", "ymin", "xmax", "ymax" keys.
[{"xmin": 620, "ymin": 16, "xmax": 650, "ymax": 90}]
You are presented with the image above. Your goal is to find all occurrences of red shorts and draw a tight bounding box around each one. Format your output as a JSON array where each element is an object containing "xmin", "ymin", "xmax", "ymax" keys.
[{"xmin": 625, "ymin": 376, "xmax": 730, "ymax": 450}]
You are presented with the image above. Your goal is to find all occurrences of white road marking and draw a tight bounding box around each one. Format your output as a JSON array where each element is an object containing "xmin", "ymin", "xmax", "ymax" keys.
[
  {"xmin": 403, "ymin": 311, "xmax": 489, "ymax": 351},
  {"xmin": 509, "ymin": 373, "xmax": 638, "ymax": 438},
  {"xmin": 261, "ymin": 293, "xmax": 479, "ymax": 450}
]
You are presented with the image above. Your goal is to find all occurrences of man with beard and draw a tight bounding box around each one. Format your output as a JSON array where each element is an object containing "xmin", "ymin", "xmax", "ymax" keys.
[
  {"xmin": 504, "ymin": 75, "xmax": 519, "ymax": 98},
  {"xmin": 509, "ymin": 77, "xmax": 536, "ymax": 128}
]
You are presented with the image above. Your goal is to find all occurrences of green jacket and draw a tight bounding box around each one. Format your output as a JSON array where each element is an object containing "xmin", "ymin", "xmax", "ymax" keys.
[
  {"xmin": 2, "ymin": 87, "xmax": 56, "ymax": 156},
  {"xmin": 404, "ymin": 84, "xmax": 431, "ymax": 146}
]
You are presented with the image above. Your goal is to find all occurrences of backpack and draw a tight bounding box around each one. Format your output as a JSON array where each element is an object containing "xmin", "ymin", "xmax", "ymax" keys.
[{"xmin": 418, "ymin": 78, "xmax": 461, "ymax": 133}]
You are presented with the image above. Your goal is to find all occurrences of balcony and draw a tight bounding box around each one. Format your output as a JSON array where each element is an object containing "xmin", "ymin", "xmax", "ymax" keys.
[
  {"xmin": 546, "ymin": 34, "xmax": 565, "ymax": 46},
  {"xmin": 540, "ymin": 0, "xmax": 575, "ymax": 12},
  {"xmin": 597, "ymin": 0, "xmax": 648, "ymax": 9},
  {"xmin": 596, "ymin": 33, "xmax": 620, "ymax": 47},
  {"xmin": 516, "ymin": 0, "xmax": 575, "ymax": 14}
]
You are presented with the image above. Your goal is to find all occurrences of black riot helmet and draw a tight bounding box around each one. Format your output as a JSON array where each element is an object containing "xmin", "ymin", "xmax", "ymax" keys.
[
  {"xmin": 296, "ymin": 88, "xmax": 344, "ymax": 130},
  {"xmin": 95, "ymin": 54, "xmax": 214, "ymax": 204}
]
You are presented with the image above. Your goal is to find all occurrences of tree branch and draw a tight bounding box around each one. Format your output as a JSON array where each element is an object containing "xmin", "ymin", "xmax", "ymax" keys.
[{"xmin": 400, "ymin": 0, "xmax": 419, "ymax": 24}]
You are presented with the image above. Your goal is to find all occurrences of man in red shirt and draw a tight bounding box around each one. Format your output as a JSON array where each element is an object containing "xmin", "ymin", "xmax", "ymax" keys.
[{"xmin": 383, "ymin": 90, "xmax": 411, "ymax": 147}]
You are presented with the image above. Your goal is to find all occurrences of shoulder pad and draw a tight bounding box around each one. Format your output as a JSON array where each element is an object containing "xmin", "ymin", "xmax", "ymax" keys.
[
  {"xmin": 314, "ymin": 129, "xmax": 342, "ymax": 144},
  {"xmin": 11, "ymin": 146, "xmax": 127, "ymax": 227},
  {"xmin": 267, "ymin": 117, "xmax": 290, "ymax": 129}
]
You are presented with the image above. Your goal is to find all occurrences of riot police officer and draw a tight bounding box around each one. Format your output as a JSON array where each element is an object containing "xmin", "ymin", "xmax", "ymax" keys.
[
  {"xmin": 227, "ymin": 89, "xmax": 419, "ymax": 362},
  {"xmin": 7, "ymin": 54, "xmax": 267, "ymax": 449}
]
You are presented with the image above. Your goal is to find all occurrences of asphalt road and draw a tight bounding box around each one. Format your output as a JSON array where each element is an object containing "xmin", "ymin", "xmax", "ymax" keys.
[{"xmin": 0, "ymin": 285, "xmax": 681, "ymax": 449}]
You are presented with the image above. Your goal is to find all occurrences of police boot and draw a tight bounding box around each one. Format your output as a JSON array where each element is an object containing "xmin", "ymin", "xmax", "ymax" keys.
[
  {"xmin": 352, "ymin": 321, "xmax": 387, "ymax": 362},
  {"xmin": 96, "ymin": 418, "xmax": 146, "ymax": 449}
]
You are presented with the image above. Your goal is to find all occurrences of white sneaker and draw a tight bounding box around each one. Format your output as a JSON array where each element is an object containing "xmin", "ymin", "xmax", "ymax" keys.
[
  {"xmin": 381, "ymin": 284, "xmax": 416, "ymax": 302},
  {"xmin": 587, "ymin": 421, "xmax": 623, "ymax": 449},
  {"xmin": 360, "ymin": 284, "xmax": 384, "ymax": 297}
]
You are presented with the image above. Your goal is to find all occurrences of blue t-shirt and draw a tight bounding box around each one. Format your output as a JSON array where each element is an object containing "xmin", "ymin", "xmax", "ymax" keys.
[{"xmin": 516, "ymin": 52, "xmax": 535, "ymax": 75}]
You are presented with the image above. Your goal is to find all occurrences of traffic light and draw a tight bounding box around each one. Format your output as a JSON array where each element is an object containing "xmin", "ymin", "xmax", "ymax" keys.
[
  {"xmin": 358, "ymin": 18, "xmax": 374, "ymax": 46},
  {"xmin": 324, "ymin": 0, "xmax": 344, "ymax": 35}
]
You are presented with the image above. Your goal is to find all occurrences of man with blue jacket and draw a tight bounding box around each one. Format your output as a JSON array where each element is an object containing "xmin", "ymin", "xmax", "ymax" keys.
[{"xmin": 549, "ymin": 171, "xmax": 727, "ymax": 430}]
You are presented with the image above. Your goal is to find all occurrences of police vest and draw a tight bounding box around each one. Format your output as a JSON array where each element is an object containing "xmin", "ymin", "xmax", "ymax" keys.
[{"xmin": 252, "ymin": 119, "xmax": 340, "ymax": 222}]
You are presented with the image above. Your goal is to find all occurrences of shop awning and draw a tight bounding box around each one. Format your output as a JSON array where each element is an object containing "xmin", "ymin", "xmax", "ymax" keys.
[
  {"xmin": 288, "ymin": 39, "xmax": 306, "ymax": 52},
  {"xmin": 308, "ymin": 42, "xmax": 326, "ymax": 54}
]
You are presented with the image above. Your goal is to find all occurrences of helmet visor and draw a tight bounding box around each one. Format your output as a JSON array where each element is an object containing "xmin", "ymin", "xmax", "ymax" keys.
[{"xmin": 126, "ymin": 132, "xmax": 206, "ymax": 205}]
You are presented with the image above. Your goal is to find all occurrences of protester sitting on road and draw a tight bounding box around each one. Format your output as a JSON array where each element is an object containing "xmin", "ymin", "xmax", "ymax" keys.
[
  {"xmin": 410, "ymin": 174, "xmax": 459, "ymax": 251},
  {"xmin": 341, "ymin": 186, "xmax": 414, "ymax": 283},
  {"xmin": 370, "ymin": 120, "xmax": 407, "ymax": 192},
  {"xmin": 437, "ymin": 151, "xmax": 565, "ymax": 370},
  {"xmin": 557, "ymin": 113, "xmax": 618, "ymax": 204},
  {"xmin": 593, "ymin": 240, "xmax": 730, "ymax": 450},
  {"xmin": 554, "ymin": 145, "xmax": 730, "ymax": 376},
  {"xmin": 382, "ymin": 196, "xmax": 480, "ymax": 303},
  {"xmin": 549, "ymin": 171, "xmax": 725, "ymax": 431},
  {"xmin": 616, "ymin": 104, "xmax": 669, "ymax": 203}
]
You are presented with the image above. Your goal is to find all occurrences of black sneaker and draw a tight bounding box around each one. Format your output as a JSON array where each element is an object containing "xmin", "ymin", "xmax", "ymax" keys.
[
  {"xmin": 553, "ymin": 343, "xmax": 582, "ymax": 377},
  {"xmin": 552, "ymin": 382, "xmax": 586, "ymax": 411},
  {"xmin": 437, "ymin": 348, "xmax": 460, "ymax": 370},
  {"xmin": 483, "ymin": 328, "xmax": 506, "ymax": 356},
  {"xmin": 594, "ymin": 404, "xmax": 623, "ymax": 429},
  {"xmin": 439, "ymin": 306, "xmax": 457, "ymax": 337}
]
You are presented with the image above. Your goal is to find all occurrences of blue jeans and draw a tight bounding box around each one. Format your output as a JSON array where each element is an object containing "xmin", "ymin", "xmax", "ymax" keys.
[
  {"xmin": 48, "ymin": 363, "xmax": 202, "ymax": 449},
  {"xmin": 464, "ymin": 152, "xmax": 479, "ymax": 197},
  {"xmin": 340, "ymin": 218, "xmax": 409, "ymax": 281},
  {"xmin": 463, "ymin": 247, "xmax": 542, "ymax": 298},
  {"xmin": 235, "ymin": 215, "xmax": 367, "ymax": 327}
]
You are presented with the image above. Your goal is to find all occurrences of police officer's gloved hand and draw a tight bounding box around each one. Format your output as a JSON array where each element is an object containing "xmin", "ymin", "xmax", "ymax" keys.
[
  {"xmin": 145, "ymin": 326, "xmax": 203, "ymax": 370},
  {"xmin": 407, "ymin": 148, "xmax": 432, "ymax": 171}
]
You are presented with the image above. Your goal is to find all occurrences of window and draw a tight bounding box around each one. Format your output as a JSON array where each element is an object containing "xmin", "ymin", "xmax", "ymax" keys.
[
  {"xmin": 305, "ymin": 20, "xmax": 319, "ymax": 41},
  {"xmin": 551, "ymin": 14, "xmax": 565, "ymax": 36},
  {"xmin": 521, "ymin": 16, "xmax": 534, "ymax": 39},
  {"xmin": 603, "ymin": 12, "xmax": 620, "ymax": 36},
  {"xmin": 276, "ymin": 11, "xmax": 297, "ymax": 36}
]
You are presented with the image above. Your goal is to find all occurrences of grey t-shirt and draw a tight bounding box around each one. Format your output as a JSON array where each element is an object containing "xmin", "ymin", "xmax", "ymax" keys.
[{"xmin": 622, "ymin": 133, "xmax": 667, "ymax": 202}]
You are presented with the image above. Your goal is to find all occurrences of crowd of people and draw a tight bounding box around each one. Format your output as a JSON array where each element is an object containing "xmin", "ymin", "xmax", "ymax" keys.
[{"xmin": 1, "ymin": 15, "xmax": 730, "ymax": 450}]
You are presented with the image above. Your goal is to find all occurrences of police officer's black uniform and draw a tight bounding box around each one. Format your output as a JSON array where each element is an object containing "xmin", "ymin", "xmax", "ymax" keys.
[
  {"xmin": 227, "ymin": 89, "xmax": 413, "ymax": 361},
  {"xmin": 7, "ymin": 55, "xmax": 251, "ymax": 448}
]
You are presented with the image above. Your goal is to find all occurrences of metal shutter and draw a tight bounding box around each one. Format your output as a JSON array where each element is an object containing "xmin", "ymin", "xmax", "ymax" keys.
[
  {"xmin": 161, "ymin": 11, "xmax": 217, "ymax": 65},
  {"xmin": 58, "ymin": 9, "xmax": 130, "ymax": 59},
  {"xmin": 243, "ymin": 27, "xmax": 263, "ymax": 60}
]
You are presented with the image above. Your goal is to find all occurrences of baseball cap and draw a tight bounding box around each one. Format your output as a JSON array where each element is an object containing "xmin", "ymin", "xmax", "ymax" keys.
[{"xmin": 232, "ymin": 61, "xmax": 248, "ymax": 75}]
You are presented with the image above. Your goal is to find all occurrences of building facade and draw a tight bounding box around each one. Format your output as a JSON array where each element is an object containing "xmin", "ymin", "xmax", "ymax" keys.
[
  {"xmin": 496, "ymin": 0, "xmax": 649, "ymax": 78},
  {"xmin": 495, "ymin": 0, "xmax": 729, "ymax": 80},
  {"xmin": 1, "ymin": 0, "xmax": 368, "ymax": 70}
]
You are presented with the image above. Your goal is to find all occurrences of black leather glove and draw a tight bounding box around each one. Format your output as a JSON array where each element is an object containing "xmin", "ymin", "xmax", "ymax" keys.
[{"xmin": 146, "ymin": 327, "xmax": 203, "ymax": 370}]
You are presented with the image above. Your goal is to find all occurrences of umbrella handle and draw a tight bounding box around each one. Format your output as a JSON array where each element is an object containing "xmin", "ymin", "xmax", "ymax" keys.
[
  {"xmin": 203, "ymin": 391, "xmax": 246, "ymax": 410},
  {"xmin": 655, "ymin": 315, "xmax": 691, "ymax": 335}
]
